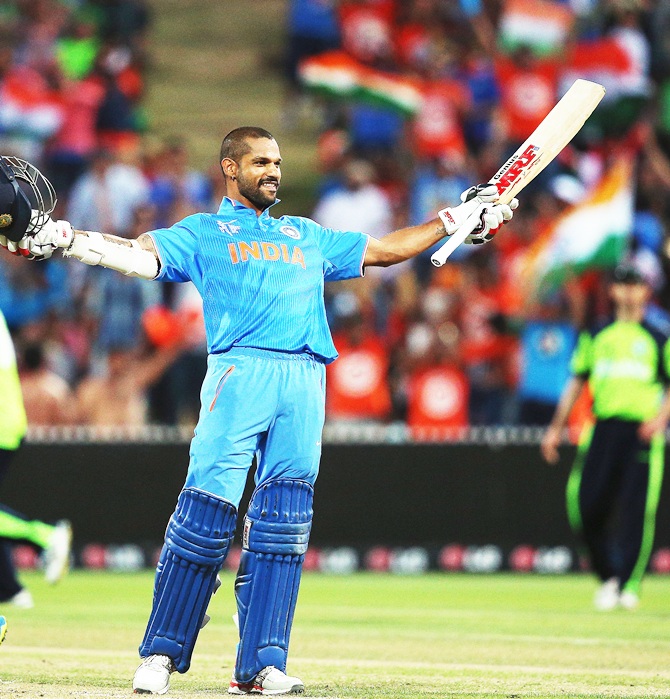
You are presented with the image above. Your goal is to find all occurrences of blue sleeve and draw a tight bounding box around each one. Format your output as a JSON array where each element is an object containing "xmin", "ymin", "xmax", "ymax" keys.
[
  {"xmin": 149, "ymin": 217, "xmax": 199, "ymax": 283},
  {"xmin": 312, "ymin": 224, "xmax": 369, "ymax": 282}
]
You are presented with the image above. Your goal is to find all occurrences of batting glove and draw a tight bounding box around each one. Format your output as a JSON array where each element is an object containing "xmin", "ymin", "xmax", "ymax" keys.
[
  {"xmin": 438, "ymin": 184, "xmax": 518, "ymax": 245},
  {"xmin": 0, "ymin": 217, "xmax": 73, "ymax": 260}
]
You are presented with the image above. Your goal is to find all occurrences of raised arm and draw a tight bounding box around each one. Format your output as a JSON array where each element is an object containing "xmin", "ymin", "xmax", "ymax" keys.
[
  {"xmin": 1, "ymin": 219, "xmax": 161, "ymax": 280},
  {"xmin": 364, "ymin": 184, "xmax": 517, "ymax": 267}
]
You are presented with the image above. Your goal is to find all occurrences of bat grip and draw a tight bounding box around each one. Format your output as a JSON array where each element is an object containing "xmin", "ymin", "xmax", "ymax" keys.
[{"xmin": 431, "ymin": 206, "xmax": 483, "ymax": 267}]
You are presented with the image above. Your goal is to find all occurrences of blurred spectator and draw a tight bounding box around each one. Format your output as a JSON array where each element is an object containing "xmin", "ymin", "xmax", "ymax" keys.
[
  {"xmin": 75, "ymin": 341, "xmax": 184, "ymax": 426},
  {"xmin": 409, "ymin": 38, "xmax": 471, "ymax": 166},
  {"xmin": 55, "ymin": 8, "xmax": 100, "ymax": 80},
  {"xmin": 66, "ymin": 148, "xmax": 149, "ymax": 235},
  {"xmin": 326, "ymin": 294, "xmax": 392, "ymax": 423},
  {"xmin": 93, "ymin": 44, "xmax": 142, "ymax": 153},
  {"xmin": 313, "ymin": 158, "xmax": 392, "ymax": 236},
  {"xmin": 458, "ymin": 253, "xmax": 517, "ymax": 425},
  {"xmin": 315, "ymin": 157, "xmax": 397, "ymax": 322},
  {"xmin": 515, "ymin": 288, "xmax": 583, "ymax": 426},
  {"xmin": 399, "ymin": 286, "xmax": 470, "ymax": 439},
  {"xmin": 0, "ymin": 254, "xmax": 70, "ymax": 330},
  {"xmin": 44, "ymin": 64, "xmax": 107, "ymax": 200},
  {"xmin": 149, "ymin": 137, "xmax": 213, "ymax": 228},
  {"xmin": 85, "ymin": 203, "xmax": 161, "ymax": 359},
  {"xmin": 18, "ymin": 341, "xmax": 75, "ymax": 425},
  {"xmin": 338, "ymin": 0, "xmax": 396, "ymax": 67},
  {"xmin": 458, "ymin": 45, "xmax": 500, "ymax": 154},
  {"xmin": 162, "ymin": 281, "xmax": 208, "ymax": 427},
  {"xmin": 494, "ymin": 44, "xmax": 561, "ymax": 148}
]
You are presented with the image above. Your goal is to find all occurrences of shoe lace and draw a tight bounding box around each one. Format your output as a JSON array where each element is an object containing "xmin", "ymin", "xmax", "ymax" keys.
[
  {"xmin": 255, "ymin": 666, "xmax": 278, "ymax": 684},
  {"xmin": 141, "ymin": 655, "xmax": 175, "ymax": 672}
]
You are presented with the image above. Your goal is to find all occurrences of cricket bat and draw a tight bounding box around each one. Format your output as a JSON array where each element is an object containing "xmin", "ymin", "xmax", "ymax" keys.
[{"xmin": 430, "ymin": 79, "xmax": 605, "ymax": 267}]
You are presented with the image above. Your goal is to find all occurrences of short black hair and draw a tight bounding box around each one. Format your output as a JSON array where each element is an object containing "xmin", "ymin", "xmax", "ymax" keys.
[{"xmin": 219, "ymin": 127, "xmax": 275, "ymax": 167}]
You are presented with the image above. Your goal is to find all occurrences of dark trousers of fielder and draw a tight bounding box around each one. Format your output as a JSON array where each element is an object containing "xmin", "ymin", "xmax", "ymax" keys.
[{"xmin": 566, "ymin": 418, "xmax": 665, "ymax": 594}]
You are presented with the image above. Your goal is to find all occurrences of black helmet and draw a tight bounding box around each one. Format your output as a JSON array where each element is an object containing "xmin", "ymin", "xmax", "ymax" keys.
[{"xmin": 0, "ymin": 156, "xmax": 56, "ymax": 242}]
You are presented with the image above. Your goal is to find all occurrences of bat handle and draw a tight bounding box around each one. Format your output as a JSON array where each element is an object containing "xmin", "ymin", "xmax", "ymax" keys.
[{"xmin": 430, "ymin": 207, "xmax": 483, "ymax": 267}]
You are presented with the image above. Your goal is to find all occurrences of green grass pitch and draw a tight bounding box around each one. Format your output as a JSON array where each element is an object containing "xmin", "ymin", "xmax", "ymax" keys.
[{"xmin": 0, "ymin": 570, "xmax": 669, "ymax": 698}]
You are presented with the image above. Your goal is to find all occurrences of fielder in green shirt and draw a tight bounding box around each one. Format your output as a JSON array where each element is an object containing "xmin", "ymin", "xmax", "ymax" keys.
[
  {"xmin": 0, "ymin": 309, "xmax": 72, "ymax": 608},
  {"xmin": 541, "ymin": 261, "xmax": 670, "ymax": 611}
]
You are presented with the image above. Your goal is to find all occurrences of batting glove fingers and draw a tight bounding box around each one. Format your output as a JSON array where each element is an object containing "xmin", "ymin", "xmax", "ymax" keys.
[
  {"xmin": 461, "ymin": 183, "xmax": 499, "ymax": 203},
  {"xmin": 438, "ymin": 183, "xmax": 502, "ymax": 235},
  {"xmin": 465, "ymin": 199, "xmax": 519, "ymax": 244}
]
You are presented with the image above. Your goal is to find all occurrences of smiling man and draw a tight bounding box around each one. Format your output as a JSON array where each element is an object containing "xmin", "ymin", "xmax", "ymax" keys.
[{"xmin": 2, "ymin": 128, "xmax": 516, "ymax": 695}]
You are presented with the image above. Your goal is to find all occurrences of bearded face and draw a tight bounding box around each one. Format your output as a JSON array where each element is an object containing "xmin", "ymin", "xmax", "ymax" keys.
[{"xmin": 233, "ymin": 138, "xmax": 282, "ymax": 211}]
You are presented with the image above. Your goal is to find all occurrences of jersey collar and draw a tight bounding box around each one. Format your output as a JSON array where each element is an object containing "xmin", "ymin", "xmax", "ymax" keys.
[{"xmin": 217, "ymin": 196, "xmax": 281, "ymax": 217}]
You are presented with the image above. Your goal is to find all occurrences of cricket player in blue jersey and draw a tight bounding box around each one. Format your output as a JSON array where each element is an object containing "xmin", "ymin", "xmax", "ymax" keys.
[{"xmin": 3, "ymin": 128, "xmax": 516, "ymax": 695}]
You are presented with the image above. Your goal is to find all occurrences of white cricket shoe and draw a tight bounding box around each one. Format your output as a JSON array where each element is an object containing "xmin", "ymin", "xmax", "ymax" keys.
[
  {"xmin": 133, "ymin": 654, "xmax": 176, "ymax": 694},
  {"xmin": 44, "ymin": 520, "xmax": 72, "ymax": 584},
  {"xmin": 228, "ymin": 666, "xmax": 304, "ymax": 695},
  {"xmin": 594, "ymin": 577, "xmax": 620, "ymax": 611},
  {"xmin": 619, "ymin": 590, "xmax": 639, "ymax": 610},
  {"xmin": 8, "ymin": 589, "xmax": 34, "ymax": 609}
]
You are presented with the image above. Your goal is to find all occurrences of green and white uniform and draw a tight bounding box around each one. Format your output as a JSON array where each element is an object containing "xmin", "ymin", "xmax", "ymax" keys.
[
  {"xmin": 568, "ymin": 319, "xmax": 668, "ymax": 594},
  {"xmin": 0, "ymin": 310, "xmax": 54, "ymax": 601}
]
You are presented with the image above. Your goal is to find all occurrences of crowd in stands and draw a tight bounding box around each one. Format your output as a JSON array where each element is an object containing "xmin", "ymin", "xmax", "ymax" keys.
[{"xmin": 2, "ymin": 0, "xmax": 670, "ymax": 437}]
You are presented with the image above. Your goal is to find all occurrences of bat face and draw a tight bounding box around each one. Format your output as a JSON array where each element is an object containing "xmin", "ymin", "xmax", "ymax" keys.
[
  {"xmin": 430, "ymin": 79, "xmax": 606, "ymax": 267},
  {"xmin": 492, "ymin": 144, "xmax": 542, "ymax": 199}
]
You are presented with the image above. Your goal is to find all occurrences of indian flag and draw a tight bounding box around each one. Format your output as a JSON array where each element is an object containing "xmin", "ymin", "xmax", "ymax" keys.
[
  {"xmin": 298, "ymin": 50, "xmax": 422, "ymax": 117},
  {"xmin": 498, "ymin": 0, "xmax": 574, "ymax": 57},
  {"xmin": 519, "ymin": 159, "xmax": 634, "ymax": 298}
]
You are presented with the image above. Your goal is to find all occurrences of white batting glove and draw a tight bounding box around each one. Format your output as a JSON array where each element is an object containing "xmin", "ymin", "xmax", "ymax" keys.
[
  {"xmin": 438, "ymin": 184, "xmax": 518, "ymax": 245},
  {"xmin": 0, "ymin": 218, "xmax": 73, "ymax": 260}
]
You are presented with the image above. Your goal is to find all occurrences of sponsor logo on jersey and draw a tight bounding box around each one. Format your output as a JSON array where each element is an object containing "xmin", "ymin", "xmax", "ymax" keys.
[
  {"xmin": 228, "ymin": 241, "xmax": 306, "ymax": 269},
  {"xmin": 280, "ymin": 225, "xmax": 300, "ymax": 239},
  {"xmin": 217, "ymin": 219, "xmax": 241, "ymax": 236}
]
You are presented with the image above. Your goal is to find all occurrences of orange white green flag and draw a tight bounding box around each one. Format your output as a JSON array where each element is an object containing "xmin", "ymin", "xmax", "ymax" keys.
[
  {"xmin": 519, "ymin": 158, "xmax": 634, "ymax": 298},
  {"xmin": 298, "ymin": 50, "xmax": 423, "ymax": 117},
  {"xmin": 498, "ymin": 0, "xmax": 574, "ymax": 57}
]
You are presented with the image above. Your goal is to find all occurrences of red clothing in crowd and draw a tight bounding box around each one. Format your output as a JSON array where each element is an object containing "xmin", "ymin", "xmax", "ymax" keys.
[
  {"xmin": 494, "ymin": 55, "xmax": 559, "ymax": 144},
  {"xmin": 339, "ymin": 0, "xmax": 397, "ymax": 63},
  {"xmin": 327, "ymin": 330, "xmax": 392, "ymax": 421},
  {"xmin": 407, "ymin": 364, "xmax": 469, "ymax": 440},
  {"xmin": 411, "ymin": 77, "xmax": 470, "ymax": 162}
]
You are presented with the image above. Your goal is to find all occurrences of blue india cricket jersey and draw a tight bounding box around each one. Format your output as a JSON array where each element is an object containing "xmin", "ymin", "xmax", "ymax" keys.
[{"xmin": 149, "ymin": 197, "xmax": 369, "ymax": 363}]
